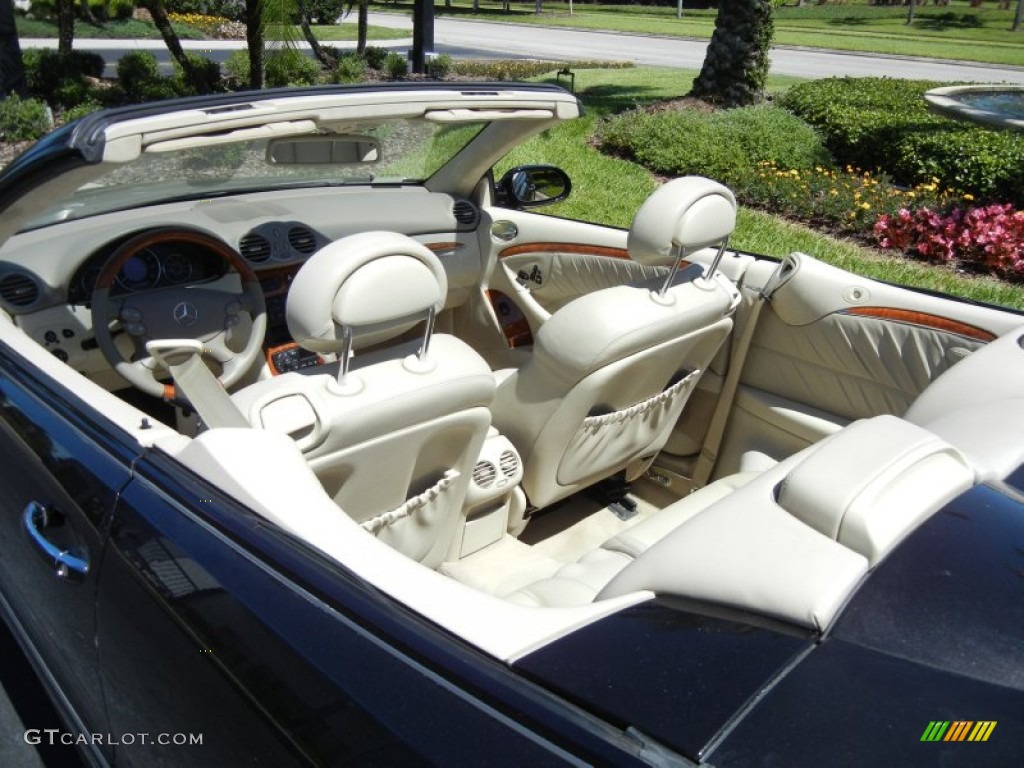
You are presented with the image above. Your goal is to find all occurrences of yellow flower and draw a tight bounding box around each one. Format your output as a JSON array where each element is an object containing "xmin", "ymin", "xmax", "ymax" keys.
[{"xmin": 964, "ymin": 193, "xmax": 975, "ymax": 201}]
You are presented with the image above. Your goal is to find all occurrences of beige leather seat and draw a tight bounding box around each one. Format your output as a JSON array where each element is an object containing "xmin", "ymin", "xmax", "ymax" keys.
[
  {"xmin": 490, "ymin": 177, "xmax": 741, "ymax": 511},
  {"xmin": 509, "ymin": 416, "xmax": 974, "ymax": 632},
  {"xmin": 232, "ymin": 232, "xmax": 495, "ymax": 568}
]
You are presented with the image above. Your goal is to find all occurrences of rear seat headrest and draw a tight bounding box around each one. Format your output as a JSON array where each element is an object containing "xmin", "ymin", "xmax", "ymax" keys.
[{"xmin": 778, "ymin": 415, "xmax": 974, "ymax": 566}]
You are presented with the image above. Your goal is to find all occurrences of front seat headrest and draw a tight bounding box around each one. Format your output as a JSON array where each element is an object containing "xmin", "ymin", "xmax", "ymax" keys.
[
  {"xmin": 627, "ymin": 176, "xmax": 737, "ymax": 267},
  {"xmin": 287, "ymin": 231, "xmax": 447, "ymax": 355}
]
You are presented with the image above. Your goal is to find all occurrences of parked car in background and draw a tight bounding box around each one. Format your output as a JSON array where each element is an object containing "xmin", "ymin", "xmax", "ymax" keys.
[{"xmin": 0, "ymin": 83, "xmax": 1021, "ymax": 766}]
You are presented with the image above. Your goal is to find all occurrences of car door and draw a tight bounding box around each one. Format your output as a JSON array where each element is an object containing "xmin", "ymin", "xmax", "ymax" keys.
[
  {"xmin": 97, "ymin": 447, "xmax": 652, "ymax": 766},
  {"xmin": 706, "ymin": 253, "xmax": 1024, "ymax": 477},
  {"xmin": 475, "ymin": 207, "xmax": 665, "ymax": 356},
  {"xmin": 0, "ymin": 342, "xmax": 137, "ymax": 764}
]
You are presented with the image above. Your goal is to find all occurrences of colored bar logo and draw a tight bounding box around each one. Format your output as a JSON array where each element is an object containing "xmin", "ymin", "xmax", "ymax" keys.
[{"xmin": 921, "ymin": 721, "xmax": 997, "ymax": 742}]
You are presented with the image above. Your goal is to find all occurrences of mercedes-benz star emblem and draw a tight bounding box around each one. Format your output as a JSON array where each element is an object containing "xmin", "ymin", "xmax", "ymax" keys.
[{"xmin": 173, "ymin": 302, "xmax": 199, "ymax": 327}]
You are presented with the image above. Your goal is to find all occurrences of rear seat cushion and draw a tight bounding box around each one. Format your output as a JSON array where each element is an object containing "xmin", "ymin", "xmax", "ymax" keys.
[
  {"xmin": 509, "ymin": 415, "xmax": 975, "ymax": 632},
  {"xmin": 602, "ymin": 472, "xmax": 758, "ymax": 558},
  {"xmin": 597, "ymin": 457, "xmax": 869, "ymax": 631},
  {"xmin": 504, "ymin": 471, "xmax": 759, "ymax": 607},
  {"xmin": 506, "ymin": 549, "xmax": 633, "ymax": 607}
]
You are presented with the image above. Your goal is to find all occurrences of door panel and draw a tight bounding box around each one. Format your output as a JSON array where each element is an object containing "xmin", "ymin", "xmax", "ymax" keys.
[
  {"xmin": 99, "ymin": 451, "xmax": 639, "ymax": 766},
  {"xmin": 0, "ymin": 346, "xmax": 137, "ymax": 762},
  {"xmin": 498, "ymin": 247, "xmax": 665, "ymax": 314},
  {"xmin": 477, "ymin": 209, "xmax": 667, "ymax": 357},
  {"xmin": 712, "ymin": 254, "xmax": 1023, "ymax": 477},
  {"xmin": 99, "ymin": 468, "xmax": 408, "ymax": 767}
]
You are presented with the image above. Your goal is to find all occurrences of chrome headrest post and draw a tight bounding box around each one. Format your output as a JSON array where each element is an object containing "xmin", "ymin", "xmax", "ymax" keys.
[
  {"xmin": 704, "ymin": 238, "xmax": 730, "ymax": 281},
  {"xmin": 658, "ymin": 244, "xmax": 688, "ymax": 298},
  {"xmin": 336, "ymin": 325, "xmax": 353, "ymax": 386},
  {"xmin": 418, "ymin": 306, "xmax": 437, "ymax": 361}
]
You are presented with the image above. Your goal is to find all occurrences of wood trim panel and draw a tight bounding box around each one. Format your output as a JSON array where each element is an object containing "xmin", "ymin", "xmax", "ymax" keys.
[
  {"xmin": 425, "ymin": 242, "xmax": 466, "ymax": 254},
  {"xmin": 499, "ymin": 243, "xmax": 631, "ymax": 260},
  {"xmin": 840, "ymin": 307, "xmax": 996, "ymax": 342},
  {"xmin": 265, "ymin": 342, "xmax": 324, "ymax": 376},
  {"xmin": 486, "ymin": 290, "xmax": 533, "ymax": 348}
]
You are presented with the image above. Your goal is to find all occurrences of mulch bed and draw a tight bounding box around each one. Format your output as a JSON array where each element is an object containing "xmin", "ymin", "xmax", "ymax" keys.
[{"xmin": 0, "ymin": 140, "xmax": 33, "ymax": 170}]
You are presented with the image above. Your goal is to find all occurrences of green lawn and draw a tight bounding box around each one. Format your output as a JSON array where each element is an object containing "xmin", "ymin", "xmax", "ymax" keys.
[
  {"xmin": 375, "ymin": 0, "xmax": 1024, "ymax": 67},
  {"xmin": 503, "ymin": 65, "xmax": 1024, "ymax": 309},
  {"xmin": 13, "ymin": 16, "xmax": 402, "ymax": 42}
]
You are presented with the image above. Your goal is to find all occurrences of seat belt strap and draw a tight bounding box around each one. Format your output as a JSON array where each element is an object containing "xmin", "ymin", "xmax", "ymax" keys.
[
  {"xmin": 691, "ymin": 259, "xmax": 790, "ymax": 488},
  {"xmin": 147, "ymin": 340, "xmax": 249, "ymax": 429},
  {"xmin": 168, "ymin": 354, "xmax": 250, "ymax": 429}
]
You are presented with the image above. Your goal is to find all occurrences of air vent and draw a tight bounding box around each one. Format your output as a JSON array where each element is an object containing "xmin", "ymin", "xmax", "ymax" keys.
[
  {"xmin": 288, "ymin": 226, "xmax": 318, "ymax": 255},
  {"xmin": 472, "ymin": 460, "xmax": 497, "ymax": 488},
  {"xmin": 499, "ymin": 450, "xmax": 519, "ymax": 478},
  {"xmin": 0, "ymin": 273, "xmax": 40, "ymax": 307},
  {"xmin": 453, "ymin": 200, "xmax": 479, "ymax": 227},
  {"xmin": 239, "ymin": 233, "xmax": 272, "ymax": 263}
]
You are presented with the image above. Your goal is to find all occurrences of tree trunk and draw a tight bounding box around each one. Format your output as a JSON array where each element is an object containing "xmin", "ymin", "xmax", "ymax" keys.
[
  {"xmin": 906, "ymin": 0, "xmax": 917, "ymax": 24},
  {"xmin": 298, "ymin": 1, "xmax": 334, "ymax": 67},
  {"xmin": 1014, "ymin": 0, "xmax": 1024, "ymax": 30},
  {"xmin": 358, "ymin": 0, "xmax": 368, "ymax": 54},
  {"xmin": 142, "ymin": 0, "xmax": 190, "ymax": 71},
  {"xmin": 246, "ymin": 0, "xmax": 263, "ymax": 89},
  {"xmin": 56, "ymin": 0, "xmax": 75, "ymax": 55},
  {"xmin": 79, "ymin": 0, "xmax": 100, "ymax": 26},
  {"xmin": 0, "ymin": 0, "xmax": 26, "ymax": 97},
  {"xmin": 142, "ymin": 0, "xmax": 211, "ymax": 92},
  {"xmin": 691, "ymin": 0, "xmax": 774, "ymax": 107}
]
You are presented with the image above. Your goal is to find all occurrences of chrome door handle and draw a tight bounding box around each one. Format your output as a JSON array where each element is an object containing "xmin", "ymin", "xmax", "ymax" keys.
[{"xmin": 22, "ymin": 501, "xmax": 90, "ymax": 579}]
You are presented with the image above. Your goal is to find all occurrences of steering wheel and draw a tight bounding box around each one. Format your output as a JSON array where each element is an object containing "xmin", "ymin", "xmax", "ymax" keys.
[{"xmin": 91, "ymin": 228, "xmax": 267, "ymax": 399}]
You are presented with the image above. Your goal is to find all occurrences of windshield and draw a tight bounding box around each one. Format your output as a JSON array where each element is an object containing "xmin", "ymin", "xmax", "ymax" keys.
[{"xmin": 24, "ymin": 119, "xmax": 487, "ymax": 229}]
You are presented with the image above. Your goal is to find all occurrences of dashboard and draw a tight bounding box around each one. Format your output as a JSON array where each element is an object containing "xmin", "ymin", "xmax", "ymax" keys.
[
  {"xmin": 68, "ymin": 238, "xmax": 231, "ymax": 303},
  {"xmin": 0, "ymin": 187, "xmax": 485, "ymax": 385}
]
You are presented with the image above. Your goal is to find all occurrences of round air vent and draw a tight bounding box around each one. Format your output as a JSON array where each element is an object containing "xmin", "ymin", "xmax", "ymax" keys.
[
  {"xmin": 472, "ymin": 460, "xmax": 497, "ymax": 488},
  {"xmin": 499, "ymin": 450, "xmax": 519, "ymax": 478},
  {"xmin": 453, "ymin": 200, "xmax": 479, "ymax": 227},
  {"xmin": 0, "ymin": 273, "xmax": 40, "ymax": 307},
  {"xmin": 239, "ymin": 233, "xmax": 272, "ymax": 263},
  {"xmin": 288, "ymin": 226, "xmax": 318, "ymax": 255}
]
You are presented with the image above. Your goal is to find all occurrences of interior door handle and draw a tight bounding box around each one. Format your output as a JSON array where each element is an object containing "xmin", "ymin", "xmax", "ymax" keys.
[{"xmin": 22, "ymin": 501, "xmax": 90, "ymax": 580}]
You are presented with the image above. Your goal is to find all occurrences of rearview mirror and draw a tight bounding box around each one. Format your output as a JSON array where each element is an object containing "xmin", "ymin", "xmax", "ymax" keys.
[
  {"xmin": 496, "ymin": 165, "xmax": 572, "ymax": 209},
  {"xmin": 267, "ymin": 136, "xmax": 380, "ymax": 165}
]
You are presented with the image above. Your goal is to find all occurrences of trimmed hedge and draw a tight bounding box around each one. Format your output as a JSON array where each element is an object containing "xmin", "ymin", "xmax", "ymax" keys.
[
  {"xmin": 779, "ymin": 77, "xmax": 1024, "ymax": 206},
  {"xmin": 0, "ymin": 95, "xmax": 52, "ymax": 142},
  {"xmin": 599, "ymin": 104, "xmax": 830, "ymax": 187},
  {"xmin": 264, "ymin": 49, "xmax": 322, "ymax": 88},
  {"xmin": 23, "ymin": 49, "xmax": 106, "ymax": 110}
]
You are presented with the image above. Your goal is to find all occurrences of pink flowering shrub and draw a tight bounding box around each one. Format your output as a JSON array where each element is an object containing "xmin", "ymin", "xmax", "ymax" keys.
[{"xmin": 874, "ymin": 204, "xmax": 1024, "ymax": 277}]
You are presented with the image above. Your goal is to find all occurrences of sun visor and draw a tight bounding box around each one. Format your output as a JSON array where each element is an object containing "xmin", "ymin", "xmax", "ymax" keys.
[{"xmin": 424, "ymin": 108, "xmax": 555, "ymax": 122}]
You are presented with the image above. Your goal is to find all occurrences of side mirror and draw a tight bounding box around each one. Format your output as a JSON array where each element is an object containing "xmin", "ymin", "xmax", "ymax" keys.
[{"xmin": 496, "ymin": 165, "xmax": 572, "ymax": 209}]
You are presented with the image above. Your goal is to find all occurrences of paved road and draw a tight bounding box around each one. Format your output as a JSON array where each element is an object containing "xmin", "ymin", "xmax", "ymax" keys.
[
  {"xmin": 404, "ymin": 13, "xmax": 1024, "ymax": 84},
  {"xmin": 20, "ymin": 11, "xmax": 1024, "ymax": 84}
]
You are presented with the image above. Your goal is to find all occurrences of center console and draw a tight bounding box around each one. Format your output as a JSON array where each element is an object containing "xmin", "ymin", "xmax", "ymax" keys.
[{"xmin": 455, "ymin": 429, "xmax": 526, "ymax": 559}]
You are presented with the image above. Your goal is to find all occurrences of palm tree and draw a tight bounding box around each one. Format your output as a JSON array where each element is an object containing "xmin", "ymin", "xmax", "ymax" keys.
[
  {"xmin": 56, "ymin": 0, "xmax": 74, "ymax": 54},
  {"xmin": 246, "ymin": 0, "xmax": 302, "ymax": 90},
  {"xmin": 298, "ymin": 0, "xmax": 336, "ymax": 67},
  {"xmin": 141, "ymin": 0, "xmax": 215, "ymax": 93},
  {"xmin": 0, "ymin": 0, "xmax": 25, "ymax": 96},
  {"xmin": 690, "ymin": 0, "xmax": 774, "ymax": 108}
]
